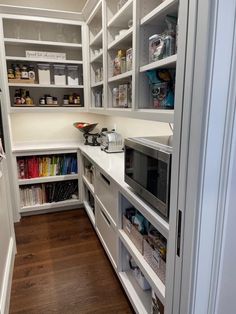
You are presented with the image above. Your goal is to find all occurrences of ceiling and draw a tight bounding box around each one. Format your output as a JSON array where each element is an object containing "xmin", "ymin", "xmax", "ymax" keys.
[{"xmin": 0, "ymin": 0, "xmax": 88, "ymax": 12}]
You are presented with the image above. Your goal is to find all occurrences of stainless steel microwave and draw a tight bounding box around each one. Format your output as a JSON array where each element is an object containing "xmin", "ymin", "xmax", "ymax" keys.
[{"xmin": 124, "ymin": 136, "xmax": 172, "ymax": 218}]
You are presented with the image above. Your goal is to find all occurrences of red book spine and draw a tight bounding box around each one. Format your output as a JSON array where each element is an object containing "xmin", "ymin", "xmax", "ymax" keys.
[{"xmin": 25, "ymin": 158, "xmax": 29, "ymax": 179}]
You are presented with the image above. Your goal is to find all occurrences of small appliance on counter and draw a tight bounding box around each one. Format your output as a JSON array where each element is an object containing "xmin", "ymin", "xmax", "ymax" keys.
[
  {"xmin": 73, "ymin": 122, "xmax": 100, "ymax": 146},
  {"xmin": 100, "ymin": 130, "xmax": 123, "ymax": 153},
  {"xmin": 124, "ymin": 135, "xmax": 173, "ymax": 219}
]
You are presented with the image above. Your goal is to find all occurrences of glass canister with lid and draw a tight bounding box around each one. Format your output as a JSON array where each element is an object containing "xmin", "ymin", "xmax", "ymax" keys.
[
  {"xmin": 38, "ymin": 63, "xmax": 51, "ymax": 84},
  {"xmin": 67, "ymin": 65, "xmax": 79, "ymax": 86},
  {"xmin": 53, "ymin": 64, "xmax": 66, "ymax": 85}
]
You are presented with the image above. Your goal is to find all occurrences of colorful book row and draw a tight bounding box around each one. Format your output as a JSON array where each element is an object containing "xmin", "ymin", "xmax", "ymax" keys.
[{"xmin": 17, "ymin": 154, "xmax": 78, "ymax": 179}]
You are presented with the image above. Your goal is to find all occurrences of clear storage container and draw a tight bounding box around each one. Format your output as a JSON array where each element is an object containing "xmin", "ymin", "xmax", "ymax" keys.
[
  {"xmin": 38, "ymin": 64, "xmax": 50, "ymax": 84},
  {"xmin": 53, "ymin": 65, "xmax": 66, "ymax": 85},
  {"xmin": 67, "ymin": 65, "xmax": 79, "ymax": 86}
]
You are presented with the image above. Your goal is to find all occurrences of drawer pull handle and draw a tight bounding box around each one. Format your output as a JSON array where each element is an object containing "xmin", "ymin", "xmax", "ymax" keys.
[
  {"xmin": 101, "ymin": 209, "xmax": 111, "ymax": 226},
  {"xmin": 100, "ymin": 173, "xmax": 110, "ymax": 186}
]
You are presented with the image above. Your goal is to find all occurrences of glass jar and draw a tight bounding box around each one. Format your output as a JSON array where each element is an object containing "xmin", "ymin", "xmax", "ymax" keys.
[
  {"xmin": 53, "ymin": 65, "xmax": 66, "ymax": 85},
  {"xmin": 63, "ymin": 95, "xmax": 69, "ymax": 105},
  {"xmin": 8, "ymin": 68, "xmax": 15, "ymax": 80},
  {"xmin": 149, "ymin": 34, "xmax": 164, "ymax": 62},
  {"xmin": 28, "ymin": 65, "xmax": 36, "ymax": 81},
  {"xmin": 112, "ymin": 87, "xmax": 119, "ymax": 107},
  {"xmin": 67, "ymin": 65, "xmax": 79, "ymax": 86},
  {"xmin": 46, "ymin": 95, "xmax": 53, "ymax": 105},
  {"xmin": 126, "ymin": 48, "xmax": 132, "ymax": 71},
  {"xmin": 21, "ymin": 65, "xmax": 28, "ymax": 79},
  {"xmin": 14, "ymin": 65, "xmax": 21, "ymax": 80},
  {"xmin": 39, "ymin": 97, "xmax": 46, "ymax": 105},
  {"xmin": 38, "ymin": 64, "xmax": 51, "ymax": 84}
]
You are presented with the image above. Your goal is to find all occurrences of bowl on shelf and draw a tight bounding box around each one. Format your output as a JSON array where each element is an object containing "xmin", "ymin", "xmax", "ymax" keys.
[{"xmin": 73, "ymin": 122, "xmax": 98, "ymax": 134}]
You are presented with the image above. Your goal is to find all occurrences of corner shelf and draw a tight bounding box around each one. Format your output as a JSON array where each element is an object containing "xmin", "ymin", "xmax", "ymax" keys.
[
  {"xmin": 107, "ymin": 0, "xmax": 133, "ymax": 28},
  {"xmin": 90, "ymin": 29, "xmax": 103, "ymax": 47},
  {"xmin": 108, "ymin": 27, "xmax": 133, "ymax": 50},
  {"xmin": 18, "ymin": 174, "xmax": 78, "ymax": 185},
  {"xmin": 91, "ymin": 81, "xmax": 103, "ymax": 88},
  {"xmin": 140, "ymin": 54, "xmax": 177, "ymax": 72},
  {"xmin": 108, "ymin": 70, "xmax": 132, "ymax": 83},
  {"xmin": 141, "ymin": 0, "xmax": 179, "ymax": 26},
  {"xmin": 90, "ymin": 51, "xmax": 103, "ymax": 63},
  {"xmin": 119, "ymin": 229, "xmax": 165, "ymax": 304}
]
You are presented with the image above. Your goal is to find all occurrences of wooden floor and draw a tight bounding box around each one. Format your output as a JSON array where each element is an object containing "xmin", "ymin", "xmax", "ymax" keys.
[{"xmin": 10, "ymin": 209, "xmax": 134, "ymax": 314}]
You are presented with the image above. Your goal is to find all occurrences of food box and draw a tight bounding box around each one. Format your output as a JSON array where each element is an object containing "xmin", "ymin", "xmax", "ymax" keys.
[
  {"xmin": 143, "ymin": 237, "xmax": 166, "ymax": 284},
  {"xmin": 123, "ymin": 214, "xmax": 144, "ymax": 253}
]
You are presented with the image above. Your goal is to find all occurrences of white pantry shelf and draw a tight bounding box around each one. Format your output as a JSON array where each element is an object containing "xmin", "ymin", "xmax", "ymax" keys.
[
  {"xmin": 119, "ymin": 271, "xmax": 151, "ymax": 314},
  {"xmin": 84, "ymin": 201, "xmax": 95, "ymax": 226},
  {"xmin": 107, "ymin": 0, "xmax": 133, "ymax": 28},
  {"xmin": 4, "ymin": 38, "xmax": 82, "ymax": 48},
  {"xmin": 108, "ymin": 70, "xmax": 132, "ymax": 83},
  {"xmin": 108, "ymin": 27, "xmax": 133, "ymax": 50},
  {"xmin": 90, "ymin": 29, "xmax": 103, "ymax": 47},
  {"xmin": 82, "ymin": 175, "xmax": 95, "ymax": 195},
  {"xmin": 86, "ymin": 0, "xmax": 102, "ymax": 24},
  {"xmin": 90, "ymin": 51, "xmax": 103, "ymax": 63},
  {"xmin": 6, "ymin": 56, "xmax": 83, "ymax": 64},
  {"xmin": 20, "ymin": 199, "xmax": 81, "ymax": 213},
  {"xmin": 10, "ymin": 106, "xmax": 86, "ymax": 113},
  {"xmin": 18, "ymin": 174, "xmax": 78, "ymax": 186},
  {"xmin": 91, "ymin": 81, "xmax": 103, "ymax": 88},
  {"xmin": 8, "ymin": 83, "xmax": 84, "ymax": 88},
  {"xmin": 119, "ymin": 229, "xmax": 165, "ymax": 304},
  {"xmin": 141, "ymin": 0, "xmax": 179, "ymax": 26},
  {"xmin": 140, "ymin": 54, "xmax": 177, "ymax": 72}
]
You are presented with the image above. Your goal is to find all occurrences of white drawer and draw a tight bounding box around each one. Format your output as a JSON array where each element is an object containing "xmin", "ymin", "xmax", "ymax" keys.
[
  {"xmin": 96, "ymin": 200, "xmax": 117, "ymax": 266},
  {"xmin": 95, "ymin": 168, "xmax": 118, "ymax": 224}
]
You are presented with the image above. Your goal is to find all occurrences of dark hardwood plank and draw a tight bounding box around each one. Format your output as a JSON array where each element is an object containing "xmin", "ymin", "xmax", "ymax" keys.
[{"xmin": 10, "ymin": 209, "xmax": 134, "ymax": 314}]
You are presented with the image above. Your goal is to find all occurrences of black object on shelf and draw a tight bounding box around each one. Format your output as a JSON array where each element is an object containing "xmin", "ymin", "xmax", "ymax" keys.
[{"xmin": 73, "ymin": 122, "xmax": 101, "ymax": 146}]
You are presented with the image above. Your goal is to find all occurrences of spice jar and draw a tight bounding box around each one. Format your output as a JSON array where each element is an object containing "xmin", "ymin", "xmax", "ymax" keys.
[
  {"xmin": 8, "ymin": 68, "xmax": 15, "ymax": 80},
  {"xmin": 21, "ymin": 65, "xmax": 29, "ymax": 79},
  {"xmin": 63, "ymin": 95, "xmax": 69, "ymax": 105},
  {"xmin": 28, "ymin": 65, "xmax": 35, "ymax": 81},
  {"xmin": 69, "ymin": 95, "xmax": 74, "ymax": 104},
  {"xmin": 25, "ymin": 91, "xmax": 33, "ymax": 105},
  {"xmin": 46, "ymin": 95, "xmax": 53, "ymax": 105},
  {"xmin": 14, "ymin": 89, "xmax": 21, "ymax": 105},
  {"xmin": 53, "ymin": 97, "xmax": 58, "ymax": 105},
  {"xmin": 14, "ymin": 65, "xmax": 21, "ymax": 80},
  {"xmin": 39, "ymin": 97, "xmax": 46, "ymax": 105}
]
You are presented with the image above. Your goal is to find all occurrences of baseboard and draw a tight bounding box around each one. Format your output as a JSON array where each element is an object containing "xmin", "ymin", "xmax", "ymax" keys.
[{"xmin": 0, "ymin": 238, "xmax": 16, "ymax": 314}]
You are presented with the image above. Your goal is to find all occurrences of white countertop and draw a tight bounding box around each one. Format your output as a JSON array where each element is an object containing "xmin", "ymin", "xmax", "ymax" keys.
[
  {"xmin": 79, "ymin": 145, "xmax": 169, "ymax": 238},
  {"xmin": 12, "ymin": 140, "xmax": 169, "ymax": 236}
]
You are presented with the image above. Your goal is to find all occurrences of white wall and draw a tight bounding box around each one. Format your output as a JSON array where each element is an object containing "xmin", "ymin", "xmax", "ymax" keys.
[
  {"xmin": 11, "ymin": 113, "xmax": 172, "ymax": 144},
  {"xmin": 10, "ymin": 112, "xmax": 106, "ymax": 143},
  {"xmin": 0, "ymin": 0, "xmax": 87, "ymax": 12},
  {"xmin": 105, "ymin": 116, "xmax": 172, "ymax": 138}
]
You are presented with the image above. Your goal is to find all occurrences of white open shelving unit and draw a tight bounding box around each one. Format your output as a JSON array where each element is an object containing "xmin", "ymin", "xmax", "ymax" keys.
[
  {"xmin": 87, "ymin": 0, "xmax": 104, "ymax": 108},
  {"xmin": 2, "ymin": 16, "xmax": 86, "ymax": 111},
  {"xmin": 86, "ymin": 0, "xmax": 179, "ymax": 123}
]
